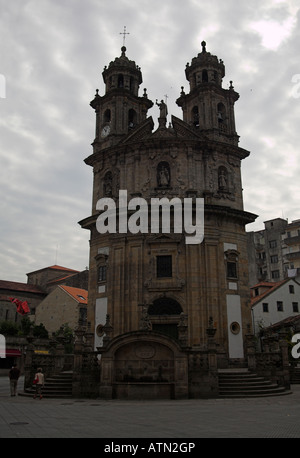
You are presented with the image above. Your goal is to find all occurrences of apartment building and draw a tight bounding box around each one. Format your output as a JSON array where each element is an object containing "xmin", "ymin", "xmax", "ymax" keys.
[{"xmin": 247, "ymin": 218, "xmax": 300, "ymax": 286}]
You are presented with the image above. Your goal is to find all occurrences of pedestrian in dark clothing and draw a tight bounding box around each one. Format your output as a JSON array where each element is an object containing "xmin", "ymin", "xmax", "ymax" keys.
[{"xmin": 9, "ymin": 365, "xmax": 20, "ymax": 396}]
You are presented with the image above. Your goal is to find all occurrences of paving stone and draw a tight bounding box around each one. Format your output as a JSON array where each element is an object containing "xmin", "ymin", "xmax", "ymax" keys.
[{"xmin": 0, "ymin": 377, "xmax": 300, "ymax": 438}]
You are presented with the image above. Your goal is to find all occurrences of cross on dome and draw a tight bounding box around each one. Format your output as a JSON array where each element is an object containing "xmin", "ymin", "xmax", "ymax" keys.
[{"xmin": 120, "ymin": 26, "xmax": 130, "ymax": 46}]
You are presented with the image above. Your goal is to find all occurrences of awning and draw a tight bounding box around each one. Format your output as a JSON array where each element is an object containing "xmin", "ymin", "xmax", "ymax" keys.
[{"xmin": 6, "ymin": 349, "xmax": 22, "ymax": 357}]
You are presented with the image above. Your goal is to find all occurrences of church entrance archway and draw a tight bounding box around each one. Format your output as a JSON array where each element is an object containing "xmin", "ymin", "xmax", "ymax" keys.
[{"xmin": 148, "ymin": 297, "xmax": 183, "ymax": 340}]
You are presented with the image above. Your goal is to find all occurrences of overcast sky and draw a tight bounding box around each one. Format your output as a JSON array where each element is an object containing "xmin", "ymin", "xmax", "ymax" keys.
[{"xmin": 1, "ymin": 0, "xmax": 300, "ymax": 282}]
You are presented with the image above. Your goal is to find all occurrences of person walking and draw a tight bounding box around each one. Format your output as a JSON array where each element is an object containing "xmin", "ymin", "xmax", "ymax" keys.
[
  {"xmin": 9, "ymin": 365, "xmax": 21, "ymax": 396},
  {"xmin": 33, "ymin": 367, "xmax": 45, "ymax": 399}
]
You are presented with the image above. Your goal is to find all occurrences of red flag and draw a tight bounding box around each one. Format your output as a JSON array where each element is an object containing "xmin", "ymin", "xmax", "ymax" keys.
[{"xmin": 9, "ymin": 298, "xmax": 30, "ymax": 315}]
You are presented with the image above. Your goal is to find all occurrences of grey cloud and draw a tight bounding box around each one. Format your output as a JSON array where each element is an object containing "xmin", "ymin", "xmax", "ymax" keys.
[{"xmin": 1, "ymin": 0, "xmax": 300, "ymax": 281}]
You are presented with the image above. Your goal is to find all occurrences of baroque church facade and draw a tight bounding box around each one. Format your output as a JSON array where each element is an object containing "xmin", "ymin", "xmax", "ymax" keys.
[{"xmin": 79, "ymin": 42, "xmax": 257, "ymax": 399}]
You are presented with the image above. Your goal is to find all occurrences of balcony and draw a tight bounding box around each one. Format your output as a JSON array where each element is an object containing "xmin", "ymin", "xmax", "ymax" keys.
[
  {"xmin": 285, "ymin": 267, "xmax": 300, "ymax": 278},
  {"xmin": 284, "ymin": 251, "xmax": 300, "ymax": 261},
  {"xmin": 256, "ymin": 258, "xmax": 266, "ymax": 267},
  {"xmin": 282, "ymin": 235, "xmax": 300, "ymax": 245}
]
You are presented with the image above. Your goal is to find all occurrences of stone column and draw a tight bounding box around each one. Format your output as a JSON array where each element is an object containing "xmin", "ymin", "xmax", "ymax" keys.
[
  {"xmin": 84, "ymin": 322, "xmax": 94, "ymax": 352},
  {"xmin": 72, "ymin": 325, "xmax": 85, "ymax": 398},
  {"xmin": 99, "ymin": 357, "xmax": 113, "ymax": 399},
  {"xmin": 24, "ymin": 335, "xmax": 35, "ymax": 389},
  {"xmin": 54, "ymin": 330, "xmax": 66, "ymax": 374},
  {"xmin": 178, "ymin": 313, "xmax": 188, "ymax": 348},
  {"xmin": 206, "ymin": 318, "xmax": 218, "ymax": 396},
  {"xmin": 174, "ymin": 356, "xmax": 189, "ymax": 399},
  {"xmin": 102, "ymin": 315, "xmax": 113, "ymax": 347}
]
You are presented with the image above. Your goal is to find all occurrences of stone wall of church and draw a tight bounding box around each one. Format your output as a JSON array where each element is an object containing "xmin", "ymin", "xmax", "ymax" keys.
[
  {"xmin": 87, "ymin": 211, "xmax": 252, "ymax": 359},
  {"xmin": 91, "ymin": 137, "xmax": 246, "ymax": 214},
  {"xmin": 86, "ymin": 131, "xmax": 252, "ymax": 355}
]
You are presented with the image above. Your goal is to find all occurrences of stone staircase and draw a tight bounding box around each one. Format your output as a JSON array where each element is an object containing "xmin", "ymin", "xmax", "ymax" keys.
[
  {"xmin": 218, "ymin": 369, "xmax": 291, "ymax": 398},
  {"xmin": 19, "ymin": 371, "xmax": 73, "ymax": 398},
  {"xmin": 18, "ymin": 369, "xmax": 295, "ymax": 399}
]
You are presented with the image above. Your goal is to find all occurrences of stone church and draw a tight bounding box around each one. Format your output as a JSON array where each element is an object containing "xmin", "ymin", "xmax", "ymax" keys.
[{"xmin": 79, "ymin": 41, "xmax": 257, "ymax": 399}]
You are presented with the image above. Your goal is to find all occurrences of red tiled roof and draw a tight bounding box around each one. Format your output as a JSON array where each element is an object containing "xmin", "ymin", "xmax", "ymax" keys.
[
  {"xmin": 251, "ymin": 280, "xmax": 288, "ymax": 306},
  {"xmin": 250, "ymin": 281, "xmax": 280, "ymax": 289},
  {"xmin": 0, "ymin": 280, "xmax": 45, "ymax": 295},
  {"xmin": 27, "ymin": 265, "xmax": 80, "ymax": 275},
  {"xmin": 49, "ymin": 265, "xmax": 80, "ymax": 272},
  {"xmin": 263, "ymin": 314, "xmax": 300, "ymax": 331},
  {"xmin": 59, "ymin": 285, "xmax": 88, "ymax": 304},
  {"xmin": 47, "ymin": 274, "xmax": 76, "ymax": 285}
]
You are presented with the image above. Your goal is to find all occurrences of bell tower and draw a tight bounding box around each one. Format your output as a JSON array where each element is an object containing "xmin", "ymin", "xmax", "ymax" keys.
[
  {"xmin": 90, "ymin": 46, "xmax": 153, "ymax": 149},
  {"xmin": 176, "ymin": 41, "xmax": 239, "ymax": 145}
]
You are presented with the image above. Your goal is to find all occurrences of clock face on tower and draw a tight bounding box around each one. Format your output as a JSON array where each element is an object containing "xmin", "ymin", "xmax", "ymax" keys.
[{"xmin": 101, "ymin": 125, "xmax": 110, "ymax": 138}]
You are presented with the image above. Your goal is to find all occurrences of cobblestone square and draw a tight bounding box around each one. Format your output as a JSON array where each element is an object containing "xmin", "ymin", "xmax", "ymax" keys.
[{"xmin": 1, "ymin": 377, "xmax": 299, "ymax": 439}]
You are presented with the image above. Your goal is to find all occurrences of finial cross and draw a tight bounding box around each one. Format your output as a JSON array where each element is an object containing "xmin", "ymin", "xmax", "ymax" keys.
[{"xmin": 120, "ymin": 26, "xmax": 130, "ymax": 46}]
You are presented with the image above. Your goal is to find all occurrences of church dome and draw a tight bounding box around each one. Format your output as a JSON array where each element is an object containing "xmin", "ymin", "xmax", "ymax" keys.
[
  {"xmin": 102, "ymin": 46, "xmax": 143, "ymax": 95},
  {"xmin": 185, "ymin": 41, "xmax": 225, "ymax": 89}
]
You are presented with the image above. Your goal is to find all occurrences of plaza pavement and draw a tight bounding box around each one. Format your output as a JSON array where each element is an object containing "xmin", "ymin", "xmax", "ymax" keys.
[{"xmin": 0, "ymin": 376, "xmax": 300, "ymax": 439}]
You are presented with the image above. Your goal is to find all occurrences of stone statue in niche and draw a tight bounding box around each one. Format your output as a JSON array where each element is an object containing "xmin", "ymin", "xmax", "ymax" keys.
[
  {"xmin": 157, "ymin": 162, "xmax": 170, "ymax": 187},
  {"xmin": 218, "ymin": 166, "xmax": 228, "ymax": 190},
  {"xmin": 139, "ymin": 305, "xmax": 152, "ymax": 331},
  {"xmin": 214, "ymin": 165, "xmax": 235, "ymax": 201}
]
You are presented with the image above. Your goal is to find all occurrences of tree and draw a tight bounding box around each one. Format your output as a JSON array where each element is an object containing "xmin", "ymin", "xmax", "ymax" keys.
[
  {"xmin": 0, "ymin": 317, "xmax": 49, "ymax": 339},
  {"xmin": 0, "ymin": 321, "xmax": 19, "ymax": 336},
  {"xmin": 54, "ymin": 324, "xmax": 74, "ymax": 353}
]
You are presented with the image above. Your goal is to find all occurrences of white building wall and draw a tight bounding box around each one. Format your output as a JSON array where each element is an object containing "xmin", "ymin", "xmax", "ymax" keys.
[
  {"xmin": 252, "ymin": 279, "xmax": 300, "ymax": 334},
  {"xmin": 226, "ymin": 294, "xmax": 244, "ymax": 358}
]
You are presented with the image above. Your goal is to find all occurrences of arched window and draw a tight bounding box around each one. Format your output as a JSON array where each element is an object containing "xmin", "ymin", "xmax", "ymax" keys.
[
  {"xmin": 217, "ymin": 102, "xmax": 226, "ymax": 123},
  {"xmin": 128, "ymin": 109, "xmax": 137, "ymax": 129},
  {"xmin": 225, "ymin": 250, "xmax": 239, "ymax": 280},
  {"xmin": 104, "ymin": 109, "xmax": 111, "ymax": 123},
  {"xmin": 202, "ymin": 69, "xmax": 208, "ymax": 83},
  {"xmin": 95, "ymin": 250, "xmax": 109, "ymax": 284},
  {"xmin": 192, "ymin": 106, "xmax": 199, "ymax": 127},
  {"xmin": 118, "ymin": 74, "xmax": 124, "ymax": 88},
  {"xmin": 148, "ymin": 298, "xmax": 183, "ymax": 315},
  {"xmin": 129, "ymin": 76, "xmax": 134, "ymax": 92}
]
